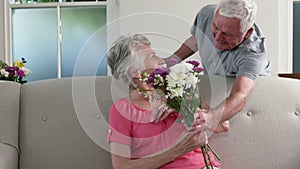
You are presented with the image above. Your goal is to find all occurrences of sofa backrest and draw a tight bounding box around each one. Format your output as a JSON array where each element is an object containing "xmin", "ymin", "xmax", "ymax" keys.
[
  {"xmin": 19, "ymin": 76, "xmax": 113, "ymax": 169},
  {"xmin": 17, "ymin": 76, "xmax": 300, "ymax": 169},
  {"xmin": 206, "ymin": 76, "xmax": 300, "ymax": 169},
  {"xmin": 0, "ymin": 81, "xmax": 20, "ymax": 169}
]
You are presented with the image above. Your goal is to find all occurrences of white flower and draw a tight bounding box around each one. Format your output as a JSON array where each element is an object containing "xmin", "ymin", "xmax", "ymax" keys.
[
  {"xmin": 167, "ymin": 62, "xmax": 192, "ymax": 87},
  {"xmin": 168, "ymin": 86, "xmax": 184, "ymax": 98},
  {"xmin": 0, "ymin": 69, "xmax": 9, "ymax": 77},
  {"xmin": 168, "ymin": 63, "xmax": 192, "ymax": 80},
  {"xmin": 169, "ymin": 62, "xmax": 193, "ymax": 74},
  {"xmin": 184, "ymin": 73, "xmax": 198, "ymax": 89},
  {"xmin": 166, "ymin": 62, "xmax": 198, "ymax": 94},
  {"xmin": 166, "ymin": 74, "xmax": 177, "ymax": 88},
  {"xmin": 21, "ymin": 67, "xmax": 32, "ymax": 75}
]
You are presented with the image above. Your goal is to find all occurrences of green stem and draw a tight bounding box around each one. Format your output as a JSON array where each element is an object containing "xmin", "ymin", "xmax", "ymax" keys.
[
  {"xmin": 199, "ymin": 96, "xmax": 203, "ymax": 109},
  {"xmin": 207, "ymin": 144, "xmax": 221, "ymax": 161},
  {"xmin": 201, "ymin": 146, "xmax": 209, "ymax": 169},
  {"xmin": 204, "ymin": 146, "xmax": 214, "ymax": 169}
]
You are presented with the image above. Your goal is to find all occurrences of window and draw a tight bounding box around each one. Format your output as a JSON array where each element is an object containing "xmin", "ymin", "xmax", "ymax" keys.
[
  {"xmin": 7, "ymin": 1, "xmax": 107, "ymax": 82},
  {"xmin": 294, "ymin": 1, "xmax": 300, "ymax": 73},
  {"xmin": 9, "ymin": 0, "xmax": 105, "ymax": 4}
]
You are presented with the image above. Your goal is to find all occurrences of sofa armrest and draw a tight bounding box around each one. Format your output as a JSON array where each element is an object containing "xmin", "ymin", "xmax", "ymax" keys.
[{"xmin": 0, "ymin": 143, "xmax": 18, "ymax": 169}]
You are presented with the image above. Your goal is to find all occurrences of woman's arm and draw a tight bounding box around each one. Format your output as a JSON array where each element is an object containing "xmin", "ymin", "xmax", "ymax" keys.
[{"xmin": 110, "ymin": 127, "xmax": 207, "ymax": 169}]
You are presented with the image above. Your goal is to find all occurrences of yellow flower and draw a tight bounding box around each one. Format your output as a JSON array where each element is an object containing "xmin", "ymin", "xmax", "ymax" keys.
[{"xmin": 13, "ymin": 60, "xmax": 25, "ymax": 68}]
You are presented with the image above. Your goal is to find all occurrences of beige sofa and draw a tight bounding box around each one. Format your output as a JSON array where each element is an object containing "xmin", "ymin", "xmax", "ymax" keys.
[{"xmin": 1, "ymin": 76, "xmax": 300, "ymax": 169}]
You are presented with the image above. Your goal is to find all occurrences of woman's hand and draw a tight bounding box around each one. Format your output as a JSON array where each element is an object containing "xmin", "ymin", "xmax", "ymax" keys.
[
  {"xmin": 171, "ymin": 126, "xmax": 208, "ymax": 156},
  {"xmin": 169, "ymin": 108, "xmax": 209, "ymax": 155},
  {"xmin": 150, "ymin": 106, "xmax": 177, "ymax": 123}
]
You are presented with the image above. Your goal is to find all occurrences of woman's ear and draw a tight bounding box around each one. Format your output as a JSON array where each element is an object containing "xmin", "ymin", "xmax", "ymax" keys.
[{"xmin": 127, "ymin": 66, "xmax": 140, "ymax": 79}]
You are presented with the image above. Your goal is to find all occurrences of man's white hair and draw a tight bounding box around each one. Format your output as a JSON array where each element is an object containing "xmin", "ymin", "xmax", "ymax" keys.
[{"xmin": 216, "ymin": 0, "xmax": 257, "ymax": 34}]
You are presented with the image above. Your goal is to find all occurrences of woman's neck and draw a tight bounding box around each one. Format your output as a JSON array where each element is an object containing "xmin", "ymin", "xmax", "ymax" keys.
[{"xmin": 128, "ymin": 89, "xmax": 151, "ymax": 110}]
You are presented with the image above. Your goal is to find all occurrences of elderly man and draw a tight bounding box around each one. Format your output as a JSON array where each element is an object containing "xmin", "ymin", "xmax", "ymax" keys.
[{"xmin": 168, "ymin": 0, "xmax": 271, "ymax": 127}]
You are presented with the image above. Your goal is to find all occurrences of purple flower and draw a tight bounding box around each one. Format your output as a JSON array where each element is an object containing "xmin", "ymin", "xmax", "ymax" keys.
[
  {"xmin": 147, "ymin": 67, "xmax": 170, "ymax": 85},
  {"xmin": 150, "ymin": 67, "xmax": 169, "ymax": 79},
  {"xmin": 186, "ymin": 60, "xmax": 204, "ymax": 73},
  {"xmin": 186, "ymin": 60, "xmax": 200, "ymax": 67},
  {"xmin": 5, "ymin": 66, "xmax": 14, "ymax": 72},
  {"xmin": 193, "ymin": 67, "xmax": 204, "ymax": 73},
  {"xmin": 4, "ymin": 66, "xmax": 18, "ymax": 76},
  {"xmin": 17, "ymin": 69, "xmax": 25, "ymax": 77}
]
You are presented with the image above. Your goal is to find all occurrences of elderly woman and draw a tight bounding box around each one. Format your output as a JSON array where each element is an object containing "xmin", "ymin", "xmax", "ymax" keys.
[{"xmin": 106, "ymin": 34, "xmax": 222, "ymax": 169}]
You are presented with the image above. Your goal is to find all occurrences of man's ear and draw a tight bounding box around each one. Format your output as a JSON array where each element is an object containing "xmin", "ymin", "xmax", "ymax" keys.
[{"xmin": 244, "ymin": 27, "xmax": 254, "ymax": 39}]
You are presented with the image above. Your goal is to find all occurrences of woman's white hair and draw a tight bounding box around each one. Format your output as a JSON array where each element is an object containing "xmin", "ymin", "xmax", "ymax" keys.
[
  {"xmin": 215, "ymin": 0, "xmax": 257, "ymax": 34},
  {"xmin": 107, "ymin": 34, "xmax": 151, "ymax": 85}
]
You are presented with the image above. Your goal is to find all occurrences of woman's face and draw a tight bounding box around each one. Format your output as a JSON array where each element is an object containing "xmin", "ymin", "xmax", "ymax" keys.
[{"xmin": 136, "ymin": 45, "xmax": 165, "ymax": 69}]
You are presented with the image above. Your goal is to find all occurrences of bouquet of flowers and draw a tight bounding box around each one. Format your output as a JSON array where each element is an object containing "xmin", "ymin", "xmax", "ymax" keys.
[
  {"xmin": 0, "ymin": 58, "xmax": 31, "ymax": 84},
  {"xmin": 138, "ymin": 60, "xmax": 220, "ymax": 169}
]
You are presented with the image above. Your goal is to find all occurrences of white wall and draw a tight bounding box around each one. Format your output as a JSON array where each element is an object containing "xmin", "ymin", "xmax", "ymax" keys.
[
  {"xmin": 117, "ymin": 0, "xmax": 219, "ymax": 60},
  {"xmin": 0, "ymin": 0, "xmax": 293, "ymax": 75},
  {"xmin": 109, "ymin": 0, "xmax": 293, "ymax": 75}
]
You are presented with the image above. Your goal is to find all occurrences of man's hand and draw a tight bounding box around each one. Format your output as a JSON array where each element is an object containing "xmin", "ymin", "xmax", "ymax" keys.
[
  {"xmin": 194, "ymin": 108, "xmax": 229, "ymax": 133},
  {"xmin": 214, "ymin": 120, "xmax": 230, "ymax": 133}
]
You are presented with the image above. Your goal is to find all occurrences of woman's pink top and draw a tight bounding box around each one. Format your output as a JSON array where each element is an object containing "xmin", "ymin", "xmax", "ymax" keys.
[{"xmin": 107, "ymin": 98, "xmax": 220, "ymax": 169}]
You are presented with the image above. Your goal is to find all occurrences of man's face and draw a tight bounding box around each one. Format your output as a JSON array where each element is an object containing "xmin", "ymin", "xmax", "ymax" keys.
[{"xmin": 211, "ymin": 10, "xmax": 247, "ymax": 51}]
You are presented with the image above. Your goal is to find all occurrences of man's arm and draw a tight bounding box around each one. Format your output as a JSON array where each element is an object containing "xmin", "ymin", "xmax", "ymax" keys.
[
  {"xmin": 210, "ymin": 76, "xmax": 255, "ymax": 124},
  {"xmin": 166, "ymin": 35, "xmax": 198, "ymax": 66}
]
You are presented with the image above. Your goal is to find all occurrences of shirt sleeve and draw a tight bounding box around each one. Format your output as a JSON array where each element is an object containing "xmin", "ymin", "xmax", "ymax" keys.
[
  {"xmin": 236, "ymin": 53, "xmax": 270, "ymax": 80},
  {"xmin": 107, "ymin": 103, "xmax": 132, "ymax": 146}
]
